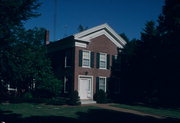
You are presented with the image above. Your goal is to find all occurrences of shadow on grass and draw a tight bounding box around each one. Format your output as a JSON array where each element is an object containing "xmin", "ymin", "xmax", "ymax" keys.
[
  {"xmin": 0, "ymin": 108, "xmax": 179, "ymax": 123},
  {"xmin": 0, "ymin": 110, "xmax": 77, "ymax": 123},
  {"xmin": 77, "ymin": 108, "xmax": 179, "ymax": 123}
]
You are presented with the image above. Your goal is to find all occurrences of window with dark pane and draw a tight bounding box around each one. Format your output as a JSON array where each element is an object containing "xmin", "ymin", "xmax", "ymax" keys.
[{"xmin": 99, "ymin": 77, "xmax": 106, "ymax": 92}]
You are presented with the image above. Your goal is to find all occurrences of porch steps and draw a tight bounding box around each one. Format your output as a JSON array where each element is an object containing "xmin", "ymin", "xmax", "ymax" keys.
[{"xmin": 81, "ymin": 100, "xmax": 96, "ymax": 104}]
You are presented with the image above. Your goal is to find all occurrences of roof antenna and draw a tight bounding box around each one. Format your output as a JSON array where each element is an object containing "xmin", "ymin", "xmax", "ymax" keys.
[{"xmin": 53, "ymin": 0, "xmax": 57, "ymax": 41}]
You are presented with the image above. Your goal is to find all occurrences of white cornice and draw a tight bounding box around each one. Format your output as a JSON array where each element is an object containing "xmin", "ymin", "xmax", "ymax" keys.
[
  {"xmin": 74, "ymin": 23, "xmax": 127, "ymax": 48},
  {"xmin": 75, "ymin": 42, "xmax": 87, "ymax": 48}
]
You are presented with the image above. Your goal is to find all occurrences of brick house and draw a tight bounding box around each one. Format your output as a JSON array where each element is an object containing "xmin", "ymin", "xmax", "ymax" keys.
[{"xmin": 47, "ymin": 24, "xmax": 126, "ymax": 103}]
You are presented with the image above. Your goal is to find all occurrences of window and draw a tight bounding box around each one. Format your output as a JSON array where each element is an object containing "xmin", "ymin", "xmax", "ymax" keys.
[
  {"xmin": 99, "ymin": 77, "xmax": 106, "ymax": 92},
  {"xmin": 65, "ymin": 52, "xmax": 72, "ymax": 68},
  {"xmin": 64, "ymin": 76, "xmax": 68, "ymax": 93},
  {"xmin": 99, "ymin": 53, "xmax": 107, "ymax": 69},
  {"xmin": 82, "ymin": 50, "xmax": 90, "ymax": 67},
  {"xmin": 64, "ymin": 56, "xmax": 67, "ymax": 68},
  {"xmin": 114, "ymin": 55, "xmax": 118, "ymax": 60}
]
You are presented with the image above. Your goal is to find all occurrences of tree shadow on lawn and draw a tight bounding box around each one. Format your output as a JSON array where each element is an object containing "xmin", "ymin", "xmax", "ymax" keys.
[
  {"xmin": 76, "ymin": 108, "xmax": 179, "ymax": 123},
  {"xmin": 0, "ymin": 110, "xmax": 77, "ymax": 123},
  {"xmin": 0, "ymin": 108, "xmax": 179, "ymax": 123}
]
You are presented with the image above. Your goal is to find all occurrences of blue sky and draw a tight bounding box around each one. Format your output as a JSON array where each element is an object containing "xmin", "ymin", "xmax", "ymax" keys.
[{"xmin": 24, "ymin": 0, "xmax": 164, "ymax": 41}]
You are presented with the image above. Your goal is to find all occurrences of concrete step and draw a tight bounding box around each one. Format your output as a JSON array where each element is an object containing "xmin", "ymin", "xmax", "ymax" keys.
[{"xmin": 81, "ymin": 100, "xmax": 96, "ymax": 104}]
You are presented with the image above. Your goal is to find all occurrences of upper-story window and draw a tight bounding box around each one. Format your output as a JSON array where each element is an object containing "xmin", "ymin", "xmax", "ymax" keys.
[
  {"xmin": 99, "ymin": 53, "xmax": 107, "ymax": 69},
  {"xmin": 64, "ymin": 51, "xmax": 72, "ymax": 68},
  {"xmin": 82, "ymin": 50, "xmax": 91, "ymax": 67},
  {"xmin": 79, "ymin": 50, "xmax": 94, "ymax": 68},
  {"xmin": 96, "ymin": 53, "xmax": 110, "ymax": 69}
]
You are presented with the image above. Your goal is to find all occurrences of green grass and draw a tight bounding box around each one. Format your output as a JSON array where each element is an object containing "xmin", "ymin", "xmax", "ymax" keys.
[
  {"xmin": 0, "ymin": 103, "xmax": 98, "ymax": 118},
  {"xmin": 111, "ymin": 103, "xmax": 180, "ymax": 119},
  {"xmin": 0, "ymin": 103, "xmax": 178, "ymax": 122}
]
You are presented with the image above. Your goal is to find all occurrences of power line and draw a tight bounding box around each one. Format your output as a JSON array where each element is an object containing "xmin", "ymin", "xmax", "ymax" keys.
[{"xmin": 53, "ymin": 0, "xmax": 57, "ymax": 41}]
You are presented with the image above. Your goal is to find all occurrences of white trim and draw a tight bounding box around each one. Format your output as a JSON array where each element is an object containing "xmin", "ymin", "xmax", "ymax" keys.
[
  {"xmin": 64, "ymin": 56, "xmax": 67, "ymax": 68},
  {"xmin": 75, "ymin": 42, "xmax": 87, "ymax": 48},
  {"xmin": 82, "ymin": 50, "xmax": 91, "ymax": 68},
  {"xmin": 78, "ymin": 75, "xmax": 93, "ymax": 99},
  {"xmin": 114, "ymin": 55, "xmax": 118, "ymax": 60},
  {"xmin": 7, "ymin": 84, "xmax": 17, "ymax": 91},
  {"xmin": 98, "ymin": 76, "xmax": 107, "ymax": 92},
  {"xmin": 74, "ymin": 23, "xmax": 126, "ymax": 48},
  {"xmin": 64, "ymin": 76, "xmax": 68, "ymax": 93}
]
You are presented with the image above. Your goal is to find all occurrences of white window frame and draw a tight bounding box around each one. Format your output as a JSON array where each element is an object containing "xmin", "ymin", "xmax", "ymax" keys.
[
  {"xmin": 99, "ymin": 77, "xmax": 107, "ymax": 92},
  {"xmin": 7, "ymin": 84, "xmax": 17, "ymax": 92},
  {"xmin": 99, "ymin": 53, "xmax": 107, "ymax": 69},
  {"xmin": 114, "ymin": 55, "xmax": 118, "ymax": 60},
  {"xmin": 64, "ymin": 76, "xmax": 68, "ymax": 93},
  {"xmin": 64, "ymin": 55, "xmax": 67, "ymax": 68},
  {"xmin": 82, "ymin": 50, "xmax": 91, "ymax": 68}
]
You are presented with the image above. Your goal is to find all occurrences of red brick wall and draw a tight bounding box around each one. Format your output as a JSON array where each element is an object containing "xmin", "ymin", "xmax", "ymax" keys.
[{"xmin": 74, "ymin": 34, "xmax": 118, "ymax": 94}]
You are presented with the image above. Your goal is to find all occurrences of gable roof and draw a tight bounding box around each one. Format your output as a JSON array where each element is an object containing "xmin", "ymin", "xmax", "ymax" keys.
[{"xmin": 74, "ymin": 23, "xmax": 127, "ymax": 48}]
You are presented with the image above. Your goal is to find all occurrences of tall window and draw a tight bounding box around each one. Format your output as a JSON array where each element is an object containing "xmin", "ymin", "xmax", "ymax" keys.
[
  {"xmin": 99, "ymin": 53, "xmax": 107, "ymax": 69},
  {"xmin": 65, "ymin": 52, "xmax": 72, "ymax": 68},
  {"xmin": 82, "ymin": 50, "xmax": 90, "ymax": 67},
  {"xmin": 99, "ymin": 77, "xmax": 106, "ymax": 92},
  {"xmin": 64, "ymin": 76, "xmax": 68, "ymax": 93}
]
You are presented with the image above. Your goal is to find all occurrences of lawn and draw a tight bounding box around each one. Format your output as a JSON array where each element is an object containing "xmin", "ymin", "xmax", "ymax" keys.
[
  {"xmin": 111, "ymin": 103, "xmax": 180, "ymax": 119},
  {"xmin": 0, "ymin": 103, "xmax": 178, "ymax": 123},
  {"xmin": 0, "ymin": 103, "xmax": 98, "ymax": 120}
]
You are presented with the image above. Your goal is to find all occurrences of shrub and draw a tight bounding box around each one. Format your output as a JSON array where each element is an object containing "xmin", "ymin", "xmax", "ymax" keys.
[
  {"xmin": 33, "ymin": 89, "xmax": 54, "ymax": 98},
  {"xmin": 68, "ymin": 90, "xmax": 81, "ymax": 105},
  {"xmin": 36, "ymin": 75, "xmax": 63, "ymax": 98},
  {"xmin": 94, "ymin": 90, "xmax": 107, "ymax": 103},
  {"xmin": 23, "ymin": 92, "xmax": 33, "ymax": 100},
  {"xmin": 46, "ymin": 97, "xmax": 68, "ymax": 105}
]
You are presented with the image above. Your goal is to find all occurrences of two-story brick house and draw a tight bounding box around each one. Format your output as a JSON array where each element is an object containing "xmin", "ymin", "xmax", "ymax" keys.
[{"xmin": 47, "ymin": 24, "xmax": 126, "ymax": 103}]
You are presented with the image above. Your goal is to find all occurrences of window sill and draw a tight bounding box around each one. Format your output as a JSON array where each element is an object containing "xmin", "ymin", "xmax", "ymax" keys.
[
  {"xmin": 99, "ymin": 68, "xmax": 107, "ymax": 70},
  {"xmin": 82, "ymin": 66, "xmax": 91, "ymax": 68}
]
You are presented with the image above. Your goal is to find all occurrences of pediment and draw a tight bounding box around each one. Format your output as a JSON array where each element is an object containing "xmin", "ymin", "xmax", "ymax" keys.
[{"xmin": 74, "ymin": 23, "xmax": 126, "ymax": 48}]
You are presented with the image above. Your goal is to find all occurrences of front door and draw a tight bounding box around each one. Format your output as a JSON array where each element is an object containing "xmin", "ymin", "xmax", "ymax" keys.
[{"xmin": 79, "ymin": 77, "xmax": 92, "ymax": 99}]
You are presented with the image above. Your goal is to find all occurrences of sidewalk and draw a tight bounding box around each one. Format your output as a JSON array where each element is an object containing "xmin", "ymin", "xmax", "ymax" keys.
[{"xmin": 83, "ymin": 103, "xmax": 166, "ymax": 119}]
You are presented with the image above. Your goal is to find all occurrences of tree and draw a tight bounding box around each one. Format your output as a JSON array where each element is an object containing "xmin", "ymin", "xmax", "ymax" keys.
[
  {"xmin": 141, "ymin": 21, "xmax": 157, "ymax": 42},
  {"xmin": 158, "ymin": 0, "xmax": 180, "ymax": 34},
  {"xmin": 156, "ymin": 0, "xmax": 180, "ymax": 106},
  {"xmin": 0, "ymin": 0, "xmax": 41, "ymax": 97},
  {"xmin": 110, "ymin": 0, "xmax": 180, "ymax": 107},
  {"xmin": 0, "ymin": 0, "xmax": 40, "ymax": 47},
  {"xmin": 7, "ymin": 28, "xmax": 62, "ymax": 97},
  {"xmin": 119, "ymin": 33, "xmax": 129, "ymax": 42},
  {"xmin": 77, "ymin": 25, "xmax": 88, "ymax": 32},
  {"xmin": 0, "ymin": 1, "xmax": 63, "ymax": 98}
]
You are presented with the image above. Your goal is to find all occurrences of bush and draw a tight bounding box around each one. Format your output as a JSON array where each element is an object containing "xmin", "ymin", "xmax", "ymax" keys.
[
  {"xmin": 0, "ymin": 84, "xmax": 8, "ymax": 98},
  {"xmin": 46, "ymin": 97, "xmax": 68, "ymax": 105},
  {"xmin": 22, "ymin": 92, "xmax": 33, "ymax": 102},
  {"xmin": 36, "ymin": 75, "xmax": 63, "ymax": 98},
  {"xmin": 32, "ymin": 89, "xmax": 55, "ymax": 98},
  {"xmin": 23, "ymin": 92, "xmax": 33, "ymax": 99},
  {"xmin": 94, "ymin": 90, "xmax": 107, "ymax": 103},
  {"xmin": 68, "ymin": 90, "xmax": 81, "ymax": 105}
]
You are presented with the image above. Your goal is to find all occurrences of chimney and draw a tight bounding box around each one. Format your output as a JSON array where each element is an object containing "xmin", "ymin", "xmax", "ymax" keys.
[{"xmin": 45, "ymin": 30, "xmax": 50, "ymax": 45}]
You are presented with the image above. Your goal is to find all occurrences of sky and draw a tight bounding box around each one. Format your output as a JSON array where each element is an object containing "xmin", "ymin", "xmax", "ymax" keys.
[{"xmin": 24, "ymin": 0, "xmax": 164, "ymax": 41}]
